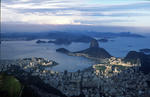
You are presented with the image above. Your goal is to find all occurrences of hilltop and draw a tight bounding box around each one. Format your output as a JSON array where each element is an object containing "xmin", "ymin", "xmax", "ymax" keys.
[
  {"xmin": 123, "ymin": 51, "xmax": 150, "ymax": 74},
  {"xmin": 56, "ymin": 39, "xmax": 111, "ymax": 59}
]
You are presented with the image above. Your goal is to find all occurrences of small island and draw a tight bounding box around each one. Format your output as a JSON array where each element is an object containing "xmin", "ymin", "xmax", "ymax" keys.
[
  {"xmin": 48, "ymin": 38, "xmax": 72, "ymax": 45},
  {"xmin": 140, "ymin": 48, "xmax": 150, "ymax": 54},
  {"xmin": 98, "ymin": 38, "xmax": 108, "ymax": 42},
  {"xmin": 36, "ymin": 38, "xmax": 72, "ymax": 45},
  {"xmin": 36, "ymin": 40, "xmax": 47, "ymax": 43}
]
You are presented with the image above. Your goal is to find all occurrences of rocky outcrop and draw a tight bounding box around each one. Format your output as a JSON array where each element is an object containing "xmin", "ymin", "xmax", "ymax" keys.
[
  {"xmin": 56, "ymin": 48, "xmax": 71, "ymax": 54},
  {"xmin": 90, "ymin": 39, "xmax": 99, "ymax": 48},
  {"xmin": 74, "ymin": 39, "xmax": 111, "ymax": 59},
  {"xmin": 124, "ymin": 51, "xmax": 142, "ymax": 63},
  {"xmin": 124, "ymin": 51, "xmax": 150, "ymax": 74},
  {"xmin": 74, "ymin": 47, "xmax": 111, "ymax": 59},
  {"xmin": 36, "ymin": 40, "xmax": 47, "ymax": 43},
  {"xmin": 56, "ymin": 39, "xmax": 111, "ymax": 59}
]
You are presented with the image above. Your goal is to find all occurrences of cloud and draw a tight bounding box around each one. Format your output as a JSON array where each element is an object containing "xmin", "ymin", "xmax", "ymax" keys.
[
  {"xmin": 1, "ymin": 7, "xmax": 81, "ymax": 24},
  {"xmin": 1, "ymin": 0, "xmax": 150, "ymax": 27}
]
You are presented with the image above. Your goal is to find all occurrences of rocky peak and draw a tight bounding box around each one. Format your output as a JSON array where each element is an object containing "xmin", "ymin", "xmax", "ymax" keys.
[{"xmin": 90, "ymin": 39, "xmax": 99, "ymax": 48}]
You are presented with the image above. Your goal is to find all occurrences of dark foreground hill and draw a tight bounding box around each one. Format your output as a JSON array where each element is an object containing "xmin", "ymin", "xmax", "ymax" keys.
[
  {"xmin": 0, "ymin": 66, "xmax": 67, "ymax": 97},
  {"xmin": 124, "ymin": 51, "xmax": 150, "ymax": 74}
]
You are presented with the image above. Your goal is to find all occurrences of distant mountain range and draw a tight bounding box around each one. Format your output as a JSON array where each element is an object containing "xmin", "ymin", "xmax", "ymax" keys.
[
  {"xmin": 1, "ymin": 32, "xmax": 144, "ymax": 42},
  {"xmin": 83, "ymin": 32, "xmax": 145, "ymax": 38}
]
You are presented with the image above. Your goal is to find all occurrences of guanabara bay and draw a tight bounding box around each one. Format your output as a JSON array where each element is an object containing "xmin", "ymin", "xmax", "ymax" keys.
[{"xmin": 1, "ymin": 0, "xmax": 150, "ymax": 97}]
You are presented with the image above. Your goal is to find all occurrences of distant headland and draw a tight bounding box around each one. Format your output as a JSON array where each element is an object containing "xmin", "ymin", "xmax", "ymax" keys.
[{"xmin": 56, "ymin": 39, "xmax": 111, "ymax": 59}]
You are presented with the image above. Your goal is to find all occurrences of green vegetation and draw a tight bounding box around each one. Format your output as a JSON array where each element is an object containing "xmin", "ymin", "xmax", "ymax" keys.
[
  {"xmin": 112, "ymin": 65, "xmax": 127, "ymax": 71},
  {"xmin": 95, "ymin": 66, "xmax": 106, "ymax": 72},
  {"xmin": 0, "ymin": 74, "xmax": 22, "ymax": 97},
  {"xmin": 94, "ymin": 65, "xmax": 127, "ymax": 73}
]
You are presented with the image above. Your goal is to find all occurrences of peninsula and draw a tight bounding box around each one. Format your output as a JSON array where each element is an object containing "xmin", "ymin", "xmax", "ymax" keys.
[{"xmin": 56, "ymin": 39, "xmax": 111, "ymax": 59}]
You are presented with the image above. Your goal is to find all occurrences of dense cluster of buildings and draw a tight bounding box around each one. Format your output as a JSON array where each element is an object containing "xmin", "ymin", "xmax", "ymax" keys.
[
  {"xmin": 38, "ymin": 67, "xmax": 150, "ymax": 97},
  {"xmin": 0, "ymin": 57, "xmax": 150, "ymax": 97},
  {"xmin": 108, "ymin": 57, "xmax": 141, "ymax": 67},
  {"xmin": 93, "ymin": 57, "xmax": 141, "ymax": 77}
]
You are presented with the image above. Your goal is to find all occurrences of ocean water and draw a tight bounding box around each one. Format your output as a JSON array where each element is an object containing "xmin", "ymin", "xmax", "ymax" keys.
[
  {"xmin": 1, "ymin": 36, "xmax": 150, "ymax": 71},
  {"xmin": 0, "ymin": 40, "xmax": 94, "ymax": 72},
  {"xmin": 99, "ymin": 37, "xmax": 150, "ymax": 57}
]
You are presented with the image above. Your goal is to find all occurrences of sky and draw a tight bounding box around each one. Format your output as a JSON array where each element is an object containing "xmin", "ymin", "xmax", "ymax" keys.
[{"xmin": 1, "ymin": 0, "xmax": 150, "ymax": 33}]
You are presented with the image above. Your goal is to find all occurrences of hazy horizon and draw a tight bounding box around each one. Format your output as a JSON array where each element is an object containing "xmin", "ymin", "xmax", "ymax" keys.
[
  {"xmin": 1, "ymin": 23, "xmax": 150, "ymax": 35},
  {"xmin": 1, "ymin": 0, "xmax": 150, "ymax": 34}
]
